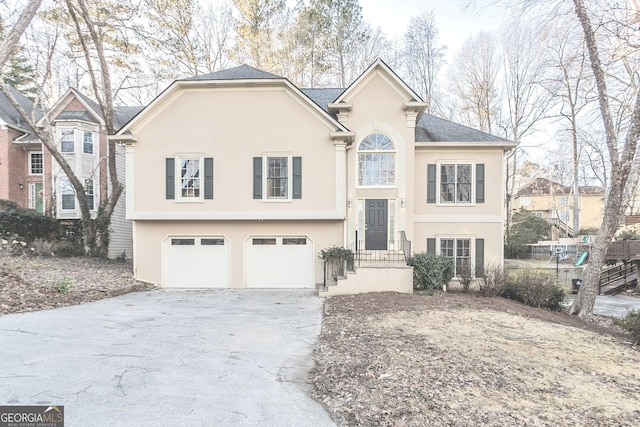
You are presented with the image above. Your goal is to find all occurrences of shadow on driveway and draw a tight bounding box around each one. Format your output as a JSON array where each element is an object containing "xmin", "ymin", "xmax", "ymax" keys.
[{"xmin": 0, "ymin": 289, "xmax": 336, "ymax": 427}]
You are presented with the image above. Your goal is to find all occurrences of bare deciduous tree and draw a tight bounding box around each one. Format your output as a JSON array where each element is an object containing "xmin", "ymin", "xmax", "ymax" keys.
[
  {"xmin": 401, "ymin": 10, "xmax": 446, "ymax": 112},
  {"xmin": 569, "ymin": 0, "xmax": 640, "ymax": 318}
]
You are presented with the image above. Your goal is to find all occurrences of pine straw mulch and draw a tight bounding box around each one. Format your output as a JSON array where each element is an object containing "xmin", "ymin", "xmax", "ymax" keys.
[{"xmin": 312, "ymin": 292, "xmax": 640, "ymax": 426}]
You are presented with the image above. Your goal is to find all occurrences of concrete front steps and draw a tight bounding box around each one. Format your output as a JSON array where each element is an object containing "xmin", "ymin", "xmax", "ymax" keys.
[{"xmin": 318, "ymin": 263, "xmax": 413, "ymax": 297}]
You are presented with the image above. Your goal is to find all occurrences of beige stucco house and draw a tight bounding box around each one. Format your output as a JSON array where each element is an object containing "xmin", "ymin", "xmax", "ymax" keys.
[
  {"xmin": 113, "ymin": 60, "xmax": 516, "ymax": 294},
  {"xmin": 514, "ymin": 177, "xmax": 605, "ymax": 239}
]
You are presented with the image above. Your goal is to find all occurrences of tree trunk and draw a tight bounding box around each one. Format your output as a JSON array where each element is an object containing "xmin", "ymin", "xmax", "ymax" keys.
[
  {"xmin": 570, "ymin": 0, "xmax": 640, "ymax": 318},
  {"xmin": 0, "ymin": 0, "xmax": 42, "ymax": 68}
]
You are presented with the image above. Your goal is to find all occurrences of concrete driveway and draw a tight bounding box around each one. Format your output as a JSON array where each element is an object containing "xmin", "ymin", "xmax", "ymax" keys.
[{"xmin": 0, "ymin": 289, "xmax": 336, "ymax": 427}]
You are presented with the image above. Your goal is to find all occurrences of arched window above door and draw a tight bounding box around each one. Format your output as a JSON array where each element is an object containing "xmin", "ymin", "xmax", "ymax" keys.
[{"xmin": 357, "ymin": 133, "xmax": 395, "ymax": 186}]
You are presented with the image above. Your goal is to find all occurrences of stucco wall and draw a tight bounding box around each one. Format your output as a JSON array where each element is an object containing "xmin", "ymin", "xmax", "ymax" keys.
[
  {"xmin": 133, "ymin": 220, "xmax": 343, "ymax": 287},
  {"xmin": 128, "ymin": 85, "xmax": 339, "ymax": 215}
]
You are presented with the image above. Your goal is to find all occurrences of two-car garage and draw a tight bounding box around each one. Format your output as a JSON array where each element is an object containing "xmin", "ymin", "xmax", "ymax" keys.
[{"xmin": 163, "ymin": 235, "xmax": 314, "ymax": 289}]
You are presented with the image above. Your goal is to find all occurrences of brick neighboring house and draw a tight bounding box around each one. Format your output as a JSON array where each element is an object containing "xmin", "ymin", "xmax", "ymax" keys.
[
  {"xmin": 0, "ymin": 85, "xmax": 44, "ymax": 212},
  {"xmin": 514, "ymin": 177, "xmax": 605, "ymax": 239},
  {"xmin": 0, "ymin": 85, "xmax": 139, "ymax": 258}
]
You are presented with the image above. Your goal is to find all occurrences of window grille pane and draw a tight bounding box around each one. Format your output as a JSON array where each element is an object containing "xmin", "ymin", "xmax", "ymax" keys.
[
  {"xmin": 171, "ymin": 239, "xmax": 195, "ymax": 245},
  {"xmin": 61, "ymin": 130, "xmax": 75, "ymax": 152},
  {"xmin": 201, "ymin": 238, "xmax": 224, "ymax": 245},
  {"xmin": 60, "ymin": 180, "xmax": 75, "ymax": 210},
  {"xmin": 180, "ymin": 159, "xmax": 200, "ymax": 198},
  {"xmin": 253, "ymin": 238, "xmax": 276, "ymax": 245},
  {"xmin": 85, "ymin": 179, "xmax": 94, "ymax": 210},
  {"xmin": 283, "ymin": 238, "xmax": 306, "ymax": 245},
  {"xmin": 440, "ymin": 239, "xmax": 454, "ymax": 257},
  {"xmin": 30, "ymin": 153, "xmax": 43, "ymax": 174},
  {"xmin": 267, "ymin": 157, "xmax": 288, "ymax": 198},
  {"xmin": 357, "ymin": 134, "xmax": 395, "ymax": 186},
  {"xmin": 83, "ymin": 131, "xmax": 94, "ymax": 154}
]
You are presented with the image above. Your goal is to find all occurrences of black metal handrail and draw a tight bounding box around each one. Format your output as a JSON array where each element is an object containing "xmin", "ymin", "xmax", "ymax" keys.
[{"xmin": 599, "ymin": 262, "xmax": 637, "ymax": 294}]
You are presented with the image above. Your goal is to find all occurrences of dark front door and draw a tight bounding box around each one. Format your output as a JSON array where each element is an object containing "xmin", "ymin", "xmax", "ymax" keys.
[{"xmin": 365, "ymin": 199, "xmax": 388, "ymax": 250}]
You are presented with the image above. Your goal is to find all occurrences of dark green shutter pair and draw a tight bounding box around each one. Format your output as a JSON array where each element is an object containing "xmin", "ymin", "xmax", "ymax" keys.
[
  {"xmin": 165, "ymin": 158, "xmax": 214, "ymax": 199},
  {"xmin": 253, "ymin": 157, "xmax": 302, "ymax": 199},
  {"xmin": 426, "ymin": 238, "xmax": 485, "ymax": 277},
  {"xmin": 427, "ymin": 163, "xmax": 485, "ymax": 203}
]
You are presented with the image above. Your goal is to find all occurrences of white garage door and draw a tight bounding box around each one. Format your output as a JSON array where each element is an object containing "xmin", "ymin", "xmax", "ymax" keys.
[
  {"xmin": 245, "ymin": 237, "xmax": 314, "ymax": 288},
  {"xmin": 164, "ymin": 237, "xmax": 230, "ymax": 288}
]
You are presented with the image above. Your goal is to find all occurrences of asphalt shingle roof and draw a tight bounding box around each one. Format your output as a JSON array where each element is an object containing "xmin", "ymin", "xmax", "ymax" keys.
[
  {"xmin": 416, "ymin": 114, "xmax": 510, "ymax": 143},
  {"xmin": 184, "ymin": 64, "xmax": 283, "ymax": 81},
  {"xmin": 300, "ymin": 88, "xmax": 344, "ymax": 113},
  {"xmin": 0, "ymin": 84, "xmax": 42, "ymax": 139}
]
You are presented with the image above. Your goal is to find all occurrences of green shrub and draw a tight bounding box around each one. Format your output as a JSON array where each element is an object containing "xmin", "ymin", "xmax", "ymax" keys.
[
  {"xmin": 319, "ymin": 246, "xmax": 354, "ymax": 281},
  {"xmin": 410, "ymin": 252, "xmax": 454, "ymax": 290},
  {"xmin": 478, "ymin": 262, "xmax": 508, "ymax": 297},
  {"xmin": 614, "ymin": 309, "xmax": 640, "ymax": 343},
  {"xmin": 503, "ymin": 268, "xmax": 566, "ymax": 311},
  {"xmin": 0, "ymin": 207, "xmax": 59, "ymax": 243},
  {"xmin": 54, "ymin": 277, "xmax": 75, "ymax": 293}
]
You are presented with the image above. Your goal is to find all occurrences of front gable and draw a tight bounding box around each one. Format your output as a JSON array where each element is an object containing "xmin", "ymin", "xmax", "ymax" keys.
[{"xmin": 116, "ymin": 69, "xmax": 354, "ymax": 219}]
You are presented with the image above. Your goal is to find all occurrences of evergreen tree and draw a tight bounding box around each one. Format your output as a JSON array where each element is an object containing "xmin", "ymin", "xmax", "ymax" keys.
[{"xmin": 0, "ymin": 18, "xmax": 38, "ymax": 98}]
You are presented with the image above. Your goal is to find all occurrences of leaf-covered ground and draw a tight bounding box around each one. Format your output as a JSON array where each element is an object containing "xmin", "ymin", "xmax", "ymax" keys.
[
  {"xmin": 313, "ymin": 292, "xmax": 640, "ymax": 426},
  {"xmin": 0, "ymin": 254, "xmax": 151, "ymax": 315}
]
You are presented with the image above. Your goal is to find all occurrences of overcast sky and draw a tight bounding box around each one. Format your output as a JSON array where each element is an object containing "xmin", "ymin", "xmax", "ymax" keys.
[{"xmin": 360, "ymin": 0, "xmax": 509, "ymax": 57}]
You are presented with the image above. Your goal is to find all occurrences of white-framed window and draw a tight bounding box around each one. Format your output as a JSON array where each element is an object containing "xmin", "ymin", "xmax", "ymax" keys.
[
  {"xmin": 60, "ymin": 129, "xmax": 75, "ymax": 153},
  {"xmin": 85, "ymin": 179, "xmax": 95, "ymax": 210},
  {"xmin": 83, "ymin": 131, "xmax": 94, "ymax": 154},
  {"xmin": 439, "ymin": 163, "xmax": 472, "ymax": 204},
  {"xmin": 267, "ymin": 157, "xmax": 288, "ymax": 199},
  {"xmin": 60, "ymin": 179, "xmax": 75, "ymax": 210},
  {"xmin": 29, "ymin": 152, "xmax": 43, "ymax": 175},
  {"xmin": 559, "ymin": 196, "xmax": 569, "ymax": 206},
  {"xmin": 439, "ymin": 237, "xmax": 472, "ymax": 276},
  {"xmin": 519, "ymin": 197, "xmax": 531, "ymax": 207},
  {"xmin": 179, "ymin": 157, "xmax": 201, "ymax": 199},
  {"xmin": 357, "ymin": 133, "xmax": 395, "ymax": 186}
]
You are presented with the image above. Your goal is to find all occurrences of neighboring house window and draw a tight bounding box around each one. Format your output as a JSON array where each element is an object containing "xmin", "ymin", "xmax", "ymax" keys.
[
  {"xmin": 427, "ymin": 163, "xmax": 484, "ymax": 204},
  {"xmin": 85, "ymin": 179, "xmax": 94, "ymax": 210},
  {"xmin": 29, "ymin": 152, "xmax": 43, "ymax": 175},
  {"xmin": 520, "ymin": 197, "xmax": 531, "ymax": 207},
  {"xmin": 533, "ymin": 212, "xmax": 543, "ymax": 219},
  {"xmin": 61, "ymin": 129, "xmax": 75, "ymax": 153},
  {"xmin": 267, "ymin": 157, "xmax": 288, "ymax": 198},
  {"xmin": 558, "ymin": 210, "xmax": 570, "ymax": 222},
  {"xmin": 60, "ymin": 179, "xmax": 75, "ymax": 210},
  {"xmin": 559, "ymin": 196, "xmax": 569, "ymax": 206},
  {"xmin": 253, "ymin": 156, "xmax": 302, "ymax": 200},
  {"xmin": 427, "ymin": 237, "xmax": 485, "ymax": 277},
  {"xmin": 165, "ymin": 157, "xmax": 213, "ymax": 200},
  {"xmin": 83, "ymin": 131, "xmax": 94, "ymax": 154},
  {"xmin": 357, "ymin": 133, "xmax": 395, "ymax": 186}
]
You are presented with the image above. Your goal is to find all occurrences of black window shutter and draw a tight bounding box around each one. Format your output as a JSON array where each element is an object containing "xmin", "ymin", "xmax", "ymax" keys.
[
  {"xmin": 253, "ymin": 157, "xmax": 262, "ymax": 199},
  {"xmin": 166, "ymin": 158, "xmax": 175, "ymax": 199},
  {"xmin": 427, "ymin": 238, "xmax": 436, "ymax": 254},
  {"xmin": 475, "ymin": 238, "xmax": 485, "ymax": 277},
  {"xmin": 427, "ymin": 164, "xmax": 436, "ymax": 203},
  {"xmin": 292, "ymin": 156, "xmax": 302, "ymax": 199},
  {"xmin": 476, "ymin": 164, "xmax": 485, "ymax": 203},
  {"xmin": 204, "ymin": 157, "xmax": 214, "ymax": 199}
]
